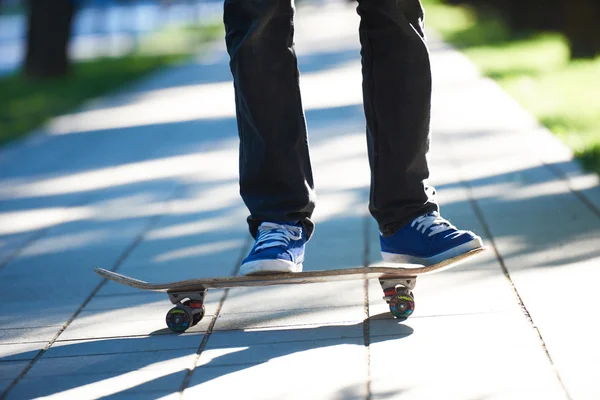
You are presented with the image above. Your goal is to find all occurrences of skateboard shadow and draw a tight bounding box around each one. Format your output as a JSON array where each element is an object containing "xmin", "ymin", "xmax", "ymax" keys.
[{"xmin": 0, "ymin": 315, "xmax": 412, "ymax": 398}]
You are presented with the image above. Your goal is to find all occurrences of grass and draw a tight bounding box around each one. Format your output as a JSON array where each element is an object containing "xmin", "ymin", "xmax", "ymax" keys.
[
  {"xmin": 423, "ymin": 1, "xmax": 600, "ymax": 174},
  {"xmin": 0, "ymin": 3, "xmax": 25, "ymax": 16},
  {"xmin": 0, "ymin": 20, "xmax": 224, "ymax": 146}
]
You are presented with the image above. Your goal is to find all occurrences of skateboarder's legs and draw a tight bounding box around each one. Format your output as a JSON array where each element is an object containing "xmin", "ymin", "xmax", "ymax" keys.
[
  {"xmin": 223, "ymin": 0, "xmax": 482, "ymax": 275},
  {"xmin": 224, "ymin": 0, "xmax": 316, "ymax": 240},
  {"xmin": 358, "ymin": 0, "xmax": 438, "ymax": 235},
  {"xmin": 224, "ymin": 0, "xmax": 436, "ymax": 237}
]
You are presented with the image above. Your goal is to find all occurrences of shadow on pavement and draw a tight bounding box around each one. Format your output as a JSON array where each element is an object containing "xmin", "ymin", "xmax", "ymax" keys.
[{"xmin": 0, "ymin": 316, "xmax": 413, "ymax": 398}]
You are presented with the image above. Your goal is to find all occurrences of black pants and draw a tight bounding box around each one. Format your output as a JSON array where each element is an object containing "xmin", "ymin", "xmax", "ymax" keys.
[{"xmin": 224, "ymin": 0, "xmax": 438, "ymax": 240}]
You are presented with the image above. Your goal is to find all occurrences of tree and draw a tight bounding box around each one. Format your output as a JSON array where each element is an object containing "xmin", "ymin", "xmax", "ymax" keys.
[
  {"xmin": 562, "ymin": 0, "xmax": 600, "ymax": 59},
  {"xmin": 23, "ymin": 0, "xmax": 77, "ymax": 78},
  {"xmin": 441, "ymin": 0, "xmax": 600, "ymax": 59}
]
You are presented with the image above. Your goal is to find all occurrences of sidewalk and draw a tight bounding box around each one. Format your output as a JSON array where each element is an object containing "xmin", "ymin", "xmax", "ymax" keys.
[{"xmin": 1, "ymin": 2, "xmax": 600, "ymax": 399}]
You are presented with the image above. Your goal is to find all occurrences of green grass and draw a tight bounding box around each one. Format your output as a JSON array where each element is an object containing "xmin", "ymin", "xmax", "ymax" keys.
[
  {"xmin": 0, "ymin": 20, "xmax": 224, "ymax": 146},
  {"xmin": 0, "ymin": 3, "xmax": 25, "ymax": 16},
  {"xmin": 423, "ymin": 1, "xmax": 600, "ymax": 174}
]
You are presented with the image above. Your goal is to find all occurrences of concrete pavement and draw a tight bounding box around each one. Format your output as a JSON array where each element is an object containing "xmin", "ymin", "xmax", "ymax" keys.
[{"xmin": 1, "ymin": 2, "xmax": 599, "ymax": 399}]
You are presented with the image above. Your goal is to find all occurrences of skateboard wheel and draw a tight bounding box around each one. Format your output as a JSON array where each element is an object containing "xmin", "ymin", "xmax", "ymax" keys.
[
  {"xmin": 191, "ymin": 305, "xmax": 205, "ymax": 327},
  {"xmin": 166, "ymin": 306, "xmax": 192, "ymax": 333},
  {"xmin": 389, "ymin": 291, "xmax": 415, "ymax": 320}
]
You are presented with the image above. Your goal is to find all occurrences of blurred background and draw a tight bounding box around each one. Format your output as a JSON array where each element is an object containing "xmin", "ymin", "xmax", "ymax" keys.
[
  {"xmin": 0, "ymin": 0, "xmax": 598, "ymax": 175},
  {"xmin": 0, "ymin": 0, "xmax": 224, "ymax": 148},
  {"xmin": 421, "ymin": 0, "xmax": 600, "ymax": 175},
  {"xmin": 0, "ymin": 0, "xmax": 223, "ymax": 77}
]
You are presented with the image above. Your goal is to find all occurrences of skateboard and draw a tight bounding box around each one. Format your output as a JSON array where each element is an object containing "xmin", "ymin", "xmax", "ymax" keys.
[{"xmin": 94, "ymin": 247, "xmax": 484, "ymax": 333}]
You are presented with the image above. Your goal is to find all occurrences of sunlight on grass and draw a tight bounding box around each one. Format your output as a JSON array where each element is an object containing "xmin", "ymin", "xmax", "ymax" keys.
[
  {"xmin": 423, "ymin": 0, "xmax": 600, "ymax": 174},
  {"xmin": 0, "ymin": 54, "xmax": 184, "ymax": 145},
  {"xmin": 136, "ymin": 21, "xmax": 224, "ymax": 56},
  {"xmin": 0, "ymin": 20, "xmax": 224, "ymax": 147},
  {"xmin": 464, "ymin": 33, "xmax": 570, "ymax": 77}
]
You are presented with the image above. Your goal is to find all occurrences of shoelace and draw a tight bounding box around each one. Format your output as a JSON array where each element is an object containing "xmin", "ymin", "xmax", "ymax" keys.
[
  {"xmin": 255, "ymin": 222, "xmax": 303, "ymax": 251},
  {"xmin": 411, "ymin": 213, "xmax": 455, "ymax": 237}
]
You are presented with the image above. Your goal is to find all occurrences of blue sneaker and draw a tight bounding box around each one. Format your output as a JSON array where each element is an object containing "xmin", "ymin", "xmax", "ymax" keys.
[
  {"xmin": 240, "ymin": 221, "xmax": 306, "ymax": 276},
  {"xmin": 380, "ymin": 212, "xmax": 483, "ymax": 266}
]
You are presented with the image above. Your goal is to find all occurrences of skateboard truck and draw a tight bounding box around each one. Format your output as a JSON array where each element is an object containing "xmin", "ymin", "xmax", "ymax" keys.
[
  {"xmin": 165, "ymin": 290, "xmax": 207, "ymax": 333},
  {"xmin": 379, "ymin": 277, "xmax": 416, "ymax": 320}
]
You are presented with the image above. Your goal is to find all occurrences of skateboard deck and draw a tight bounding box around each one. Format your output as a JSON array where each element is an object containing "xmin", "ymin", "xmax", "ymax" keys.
[
  {"xmin": 95, "ymin": 247, "xmax": 484, "ymax": 332},
  {"xmin": 94, "ymin": 247, "xmax": 484, "ymax": 292}
]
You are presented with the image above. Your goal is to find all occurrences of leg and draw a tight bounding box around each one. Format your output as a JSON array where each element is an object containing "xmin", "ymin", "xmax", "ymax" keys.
[
  {"xmin": 224, "ymin": 0, "xmax": 316, "ymax": 239},
  {"xmin": 357, "ymin": 0, "xmax": 437, "ymax": 236},
  {"xmin": 358, "ymin": 0, "xmax": 483, "ymax": 265}
]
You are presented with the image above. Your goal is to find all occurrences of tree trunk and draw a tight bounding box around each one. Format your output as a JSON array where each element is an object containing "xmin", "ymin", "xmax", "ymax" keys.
[
  {"xmin": 504, "ymin": 0, "xmax": 563, "ymax": 31},
  {"xmin": 563, "ymin": 0, "xmax": 600, "ymax": 59},
  {"xmin": 23, "ymin": 0, "xmax": 77, "ymax": 79}
]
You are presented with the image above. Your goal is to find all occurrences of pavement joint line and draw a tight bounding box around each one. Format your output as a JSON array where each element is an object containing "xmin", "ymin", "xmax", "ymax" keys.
[
  {"xmin": 0, "ymin": 326, "xmax": 63, "ymax": 331},
  {"xmin": 205, "ymin": 334, "xmax": 366, "ymax": 347},
  {"xmin": 376, "ymin": 309, "xmax": 509, "ymax": 320},
  {"xmin": 543, "ymin": 161, "xmax": 600, "ymax": 220},
  {"xmin": 0, "ymin": 340, "xmax": 49, "ymax": 345},
  {"xmin": 0, "ymin": 169, "xmax": 149, "ymax": 272},
  {"xmin": 362, "ymin": 214, "xmax": 372, "ymax": 400},
  {"xmin": 94, "ymin": 291, "xmax": 165, "ymax": 298},
  {"xmin": 0, "ymin": 186, "xmax": 177, "ymax": 400},
  {"xmin": 212, "ymin": 319, "xmax": 364, "ymax": 331},
  {"xmin": 177, "ymin": 236, "xmax": 252, "ymax": 396},
  {"xmin": 53, "ymin": 331, "xmax": 208, "ymax": 343},
  {"xmin": 218, "ymin": 303, "xmax": 364, "ymax": 315},
  {"xmin": 0, "ymin": 188, "xmax": 94, "ymax": 271},
  {"xmin": 83, "ymin": 305, "xmax": 165, "ymax": 312},
  {"xmin": 461, "ymin": 173, "xmax": 573, "ymax": 400},
  {"xmin": 29, "ymin": 347, "xmax": 201, "ymax": 360},
  {"xmin": 0, "ymin": 191, "xmax": 91, "ymax": 271},
  {"xmin": 0, "ymin": 358, "xmax": 37, "ymax": 363},
  {"xmin": 195, "ymin": 361, "xmax": 261, "ymax": 369},
  {"xmin": 0, "ymin": 228, "xmax": 49, "ymax": 272}
]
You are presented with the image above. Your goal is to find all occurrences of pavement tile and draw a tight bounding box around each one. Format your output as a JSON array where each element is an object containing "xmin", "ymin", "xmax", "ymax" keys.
[
  {"xmin": 0, "ymin": 219, "xmax": 154, "ymax": 305},
  {"xmin": 186, "ymin": 339, "xmax": 367, "ymax": 400},
  {"xmin": 49, "ymin": 333, "xmax": 205, "ymax": 358},
  {"xmin": 198, "ymin": 335, "xmax": 364, "ymax": 368},
  {"xmin": 0, "ymin": 380, "xmax": 11, "ymax": 395},
  {"xmin": 220, "ymin": 280, "xmax": 364, "ymax": 314},
  {"xmin": 0, "ymin": 298, "xmax": 77, "ymax": 330},
  {"xmin": 551, "ymin": 158, "xmax": 600, "ymax": 211},
  {"xmin": 0, "ymin": 326, "xmax": 59, "ymax": 345},
  {"xmin": 9, "ymin": 370, "xmax": 188, "ymax": 399},
  {"xmin": 101, "ymin": 391, "xmax": 178, "ymax": 399},
  {"xmin": 0, "ymin": 232, "xmax": 35, "ymax": 266},
  {"xmin": 92, "ymin": 207, "xmax": 249, "ymax": 298},
  {"xmin": 86, "ymin": 291, "xmax": 167, "ymax": 311},
  {"xmin": 213, "ymin": 302, "xmax": 365, "ymax": 332},
  {"xmin": 204, "ymin": 322, "xmax": 364, "ymax": 348},
  {"xmin": 505, "ymin": 254, "xmax": 600, "ymax": 400},
  {"xmin": 304, "ymin": 217, "xmax": 369, "ymax": 270},
  {"xmin": 0, "ymin": 181, "xmax": 178, "ymax": 336},
  {"xmin": 367, "ymin": 268, "xmax": 517, "ymax": 319},
  {"xmin": 60, "ymin": 302, "xmax": 213, "ymax": 340},
  {"xmin": 0, "ymin": 343, "xmax": 44, "ymax": 362},
  {"xmin": 117, "ymin": 214, "xmax": 248, "ymax": 273},
  {"xmin": 0, "ymin": 361, "xmax": 28, "ymax": 389},
  {"xmin": 26, "ymin": 348, "xmax": 196, "ymax": 378},
  {"xmin": 369, "ymin": 312, "xmax": 567, "ymax": 400},
  {"xmin": 483, "ymin": 212, "xmax": 599, "ymax": 275}
]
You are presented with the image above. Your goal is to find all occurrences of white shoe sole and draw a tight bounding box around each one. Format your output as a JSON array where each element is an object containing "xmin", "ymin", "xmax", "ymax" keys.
[
  {"xmin": 239, "ymin": 259, "xmax": 303, "ymax": 276},
  {"xmin": 381, "ymin": 237, "xmax": 484, "ymax": 267}
]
